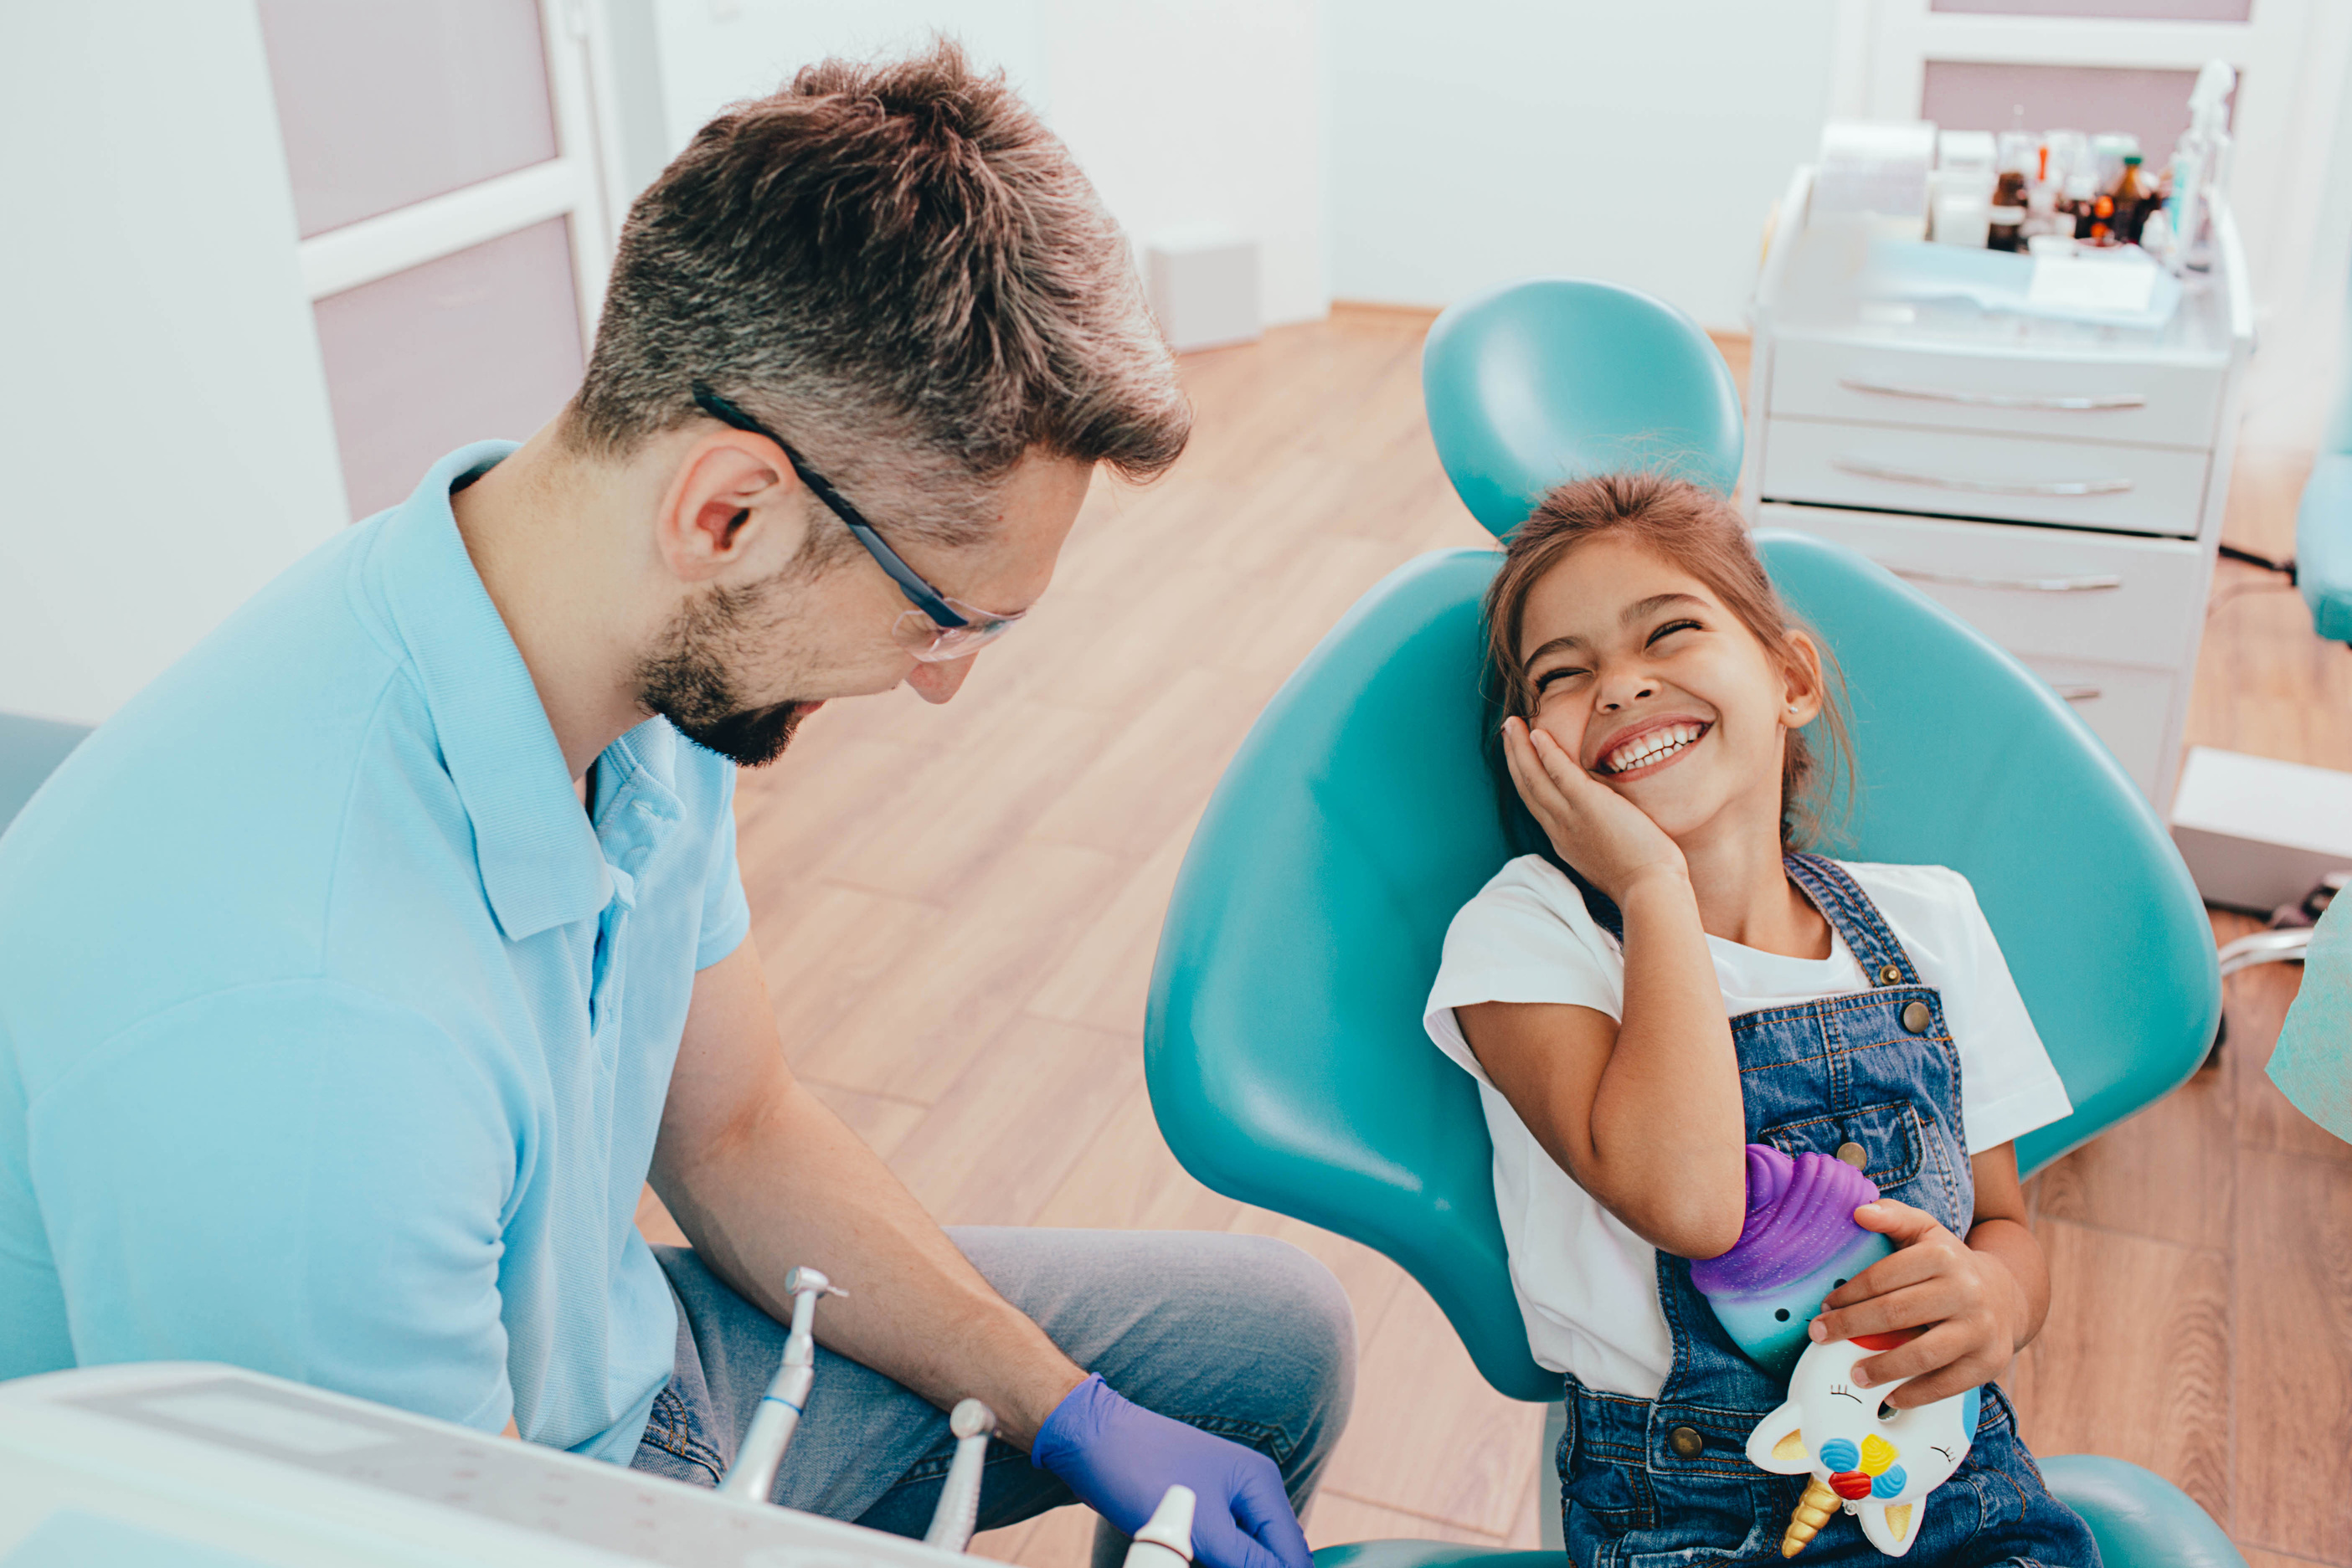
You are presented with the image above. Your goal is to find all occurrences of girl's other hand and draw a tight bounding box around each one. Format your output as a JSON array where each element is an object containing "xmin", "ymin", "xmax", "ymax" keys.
[
  {"xmin": 1501, "ymin": 716, "xmax": 1689, "ymax": 904},
  {"xmin": 1805, "ymin": 1199, "xmax": 2025, "ymax": 1409}
]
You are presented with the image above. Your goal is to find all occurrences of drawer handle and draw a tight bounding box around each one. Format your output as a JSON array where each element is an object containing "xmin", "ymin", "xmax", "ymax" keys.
[
  {"xmin": 1887, "ymin": 565, "xmax": 2124, "ymax": 594},
  {"xmin": 1838, "ymin": 378, "xmax": 2149, "ymax": 412},
  {"xmin": 1832, "ymin": 456, "xmax": 2133, "ymax": 498},
  {"xmin": 2052, "ymin": 684, "xmax": 2102, "ymax": 702}
]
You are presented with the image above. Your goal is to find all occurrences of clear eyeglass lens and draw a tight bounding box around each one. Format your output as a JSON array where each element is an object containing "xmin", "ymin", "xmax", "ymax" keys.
[{"xmin": 892, "ymin": 606, "xmax": 1022, "ymax": 663}]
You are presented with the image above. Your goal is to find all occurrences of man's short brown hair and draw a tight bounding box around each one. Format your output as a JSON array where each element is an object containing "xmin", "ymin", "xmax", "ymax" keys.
[{"xmin": 572, "ymin": 40, "xmax": 1190, "ymax": 545}]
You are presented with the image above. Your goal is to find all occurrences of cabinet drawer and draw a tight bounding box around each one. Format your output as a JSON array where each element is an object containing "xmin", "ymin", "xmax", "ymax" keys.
[
  {"xmin": 1761, "ymin": 418, "xmax": 2210, "ymax": 536},
  {"xmin": 1756, "ymin": 504, "xmax": 2208, "ymax": 669},
  {"xmin": 2016, "ymin": 654, "xmax": 2178, "ymax": 801},
  {"xmin": 1770, "ymin": 336, "xmax": 2225, "ymax": 450}
]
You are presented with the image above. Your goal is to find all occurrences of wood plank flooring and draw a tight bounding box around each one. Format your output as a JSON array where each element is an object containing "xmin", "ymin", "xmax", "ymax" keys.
[{"xmin": 641, "ymin": 306, "xmax": 2352, "ymax": 1565}]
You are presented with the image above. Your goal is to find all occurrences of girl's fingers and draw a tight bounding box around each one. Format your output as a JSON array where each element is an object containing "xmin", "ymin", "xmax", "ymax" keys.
[
  {"xmin": 1868, "ymin": 1327, "xmax": 2005, "ymax": 1411},
  {"xmin": 1849, "ymin": 1319, "xmax": 1968, "ymax": 1389},
  {"xmin": 1809, "ymin": 1280, "xmax": 1953, "ymax": 1349},
  {"xmin": 1502, "ymin": 721, "xmax": 1571, "ymax": 821},
  {"xmin": 1525, "ymin": 723, "xmax": 1592, "ymax": 795},
  {"xmin": 1822, "ymin": 1243, "xmax": 1952, "ymax": 1309}
]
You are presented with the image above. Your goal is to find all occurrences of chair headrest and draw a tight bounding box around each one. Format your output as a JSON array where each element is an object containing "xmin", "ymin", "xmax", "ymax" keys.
[{"xmin": 1422, "ymin": 277, "xmax": 1745, "ymax": 537}]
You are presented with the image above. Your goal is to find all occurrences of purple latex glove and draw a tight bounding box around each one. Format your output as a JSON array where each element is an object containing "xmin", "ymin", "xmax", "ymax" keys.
[{"xmin": 1031, "ymin": 1375, "xmax": 1311, "ymax": 1568}]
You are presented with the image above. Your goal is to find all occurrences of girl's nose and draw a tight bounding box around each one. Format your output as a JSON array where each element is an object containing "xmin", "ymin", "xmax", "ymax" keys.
[{"xmin": 1598, "ymin": 681, "xmax": 1657, "ymax": 713}]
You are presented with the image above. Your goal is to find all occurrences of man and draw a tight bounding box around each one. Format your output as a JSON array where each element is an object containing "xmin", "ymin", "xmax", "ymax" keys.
[{"xmin": 0, "ymin": 45, "xmax": 1350, "ymax": 1568}]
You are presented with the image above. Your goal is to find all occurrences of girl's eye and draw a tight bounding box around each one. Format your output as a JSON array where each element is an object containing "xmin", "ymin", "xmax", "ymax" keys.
[
  {"xmin": 1646, "ymin": 618, "xmax": 1701, "ymax": 647},
  {"xmin": 1531, "ymin": 666, "xmax": 1587, "ymax": 694}
]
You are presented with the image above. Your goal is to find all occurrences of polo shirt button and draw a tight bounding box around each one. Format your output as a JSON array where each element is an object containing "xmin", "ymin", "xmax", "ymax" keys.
[
  {"xmin": 1836, "ymin": 1141, "xmax": 1867, "ymax": 1169},
  {"xmin": 1876, "ymin": 964, "xmax": 1903, "ymax": 986},
  {"xmin": 1668, "ymin": 1425, "xmax": 1704, "ymax": 1459},
  {"xmin": 1901, "ymin": 1000, "xmax": 1933, "ymax": 1034}
]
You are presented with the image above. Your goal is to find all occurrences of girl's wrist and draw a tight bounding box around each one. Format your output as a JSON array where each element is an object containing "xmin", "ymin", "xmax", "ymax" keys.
[{"xmin": 1613, "ymin": 863, "xmax": 1695, "ymax": 910}]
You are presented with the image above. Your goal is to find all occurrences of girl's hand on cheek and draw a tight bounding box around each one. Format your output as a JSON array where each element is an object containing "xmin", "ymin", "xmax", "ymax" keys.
[
  {"xmin": 1501, "ymin": 717, "xmax": 1688, "ymax": 904},
  {"xmin": 1806, "ymin": 1200, "xmax": 2022, "ymax": 1409}
]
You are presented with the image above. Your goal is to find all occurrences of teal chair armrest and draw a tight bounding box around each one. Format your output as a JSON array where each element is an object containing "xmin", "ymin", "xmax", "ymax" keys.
[
  {"xmin": 2040, "ymin": 1455, "xmax": 2246, "ymax": 1568},
  {"xmin": 2296, "ymin": 452, "xmax": 2352, "ymax": 645}
]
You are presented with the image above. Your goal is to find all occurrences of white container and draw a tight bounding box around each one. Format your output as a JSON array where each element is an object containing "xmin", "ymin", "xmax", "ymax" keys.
[
  {"xmin": 2172, "ymin": 748, "xmax": 2352, "ymax": 912},
  {"xmin": 1938, "ymin": 130, "xmax": 1997, "ymax": 173},
  {"xmin": 1144, "ymin": 230, "xmax": 1261, "ymax": 352}
]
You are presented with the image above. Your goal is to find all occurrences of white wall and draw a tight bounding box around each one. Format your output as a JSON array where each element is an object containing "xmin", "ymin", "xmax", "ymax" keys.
[
  {"xmin": 0, "ymin": 3, "xmax": 348, "ymax": 727},
  {"xmin": 1325, "ymin": 0, "xmax": 1844, "ymax": 332},
  {"xmin": 638, "ymin": 0, "xmax": 1330, "ymax": 324}
]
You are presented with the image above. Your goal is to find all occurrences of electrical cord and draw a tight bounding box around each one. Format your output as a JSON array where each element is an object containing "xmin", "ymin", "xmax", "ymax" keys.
[{"xmin": 2217, "ymin": 542, "xmax": 2296, "ymax": 579}]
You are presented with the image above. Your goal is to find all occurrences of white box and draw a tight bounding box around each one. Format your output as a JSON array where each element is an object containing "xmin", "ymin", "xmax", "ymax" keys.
[
  {"xmin": 2170, "ymin": 746, "xmax": 2352, "ymax": 911},
  {"xmin": 1144, "ymin": 230, "xmax": 1261, "ymax": 352}
]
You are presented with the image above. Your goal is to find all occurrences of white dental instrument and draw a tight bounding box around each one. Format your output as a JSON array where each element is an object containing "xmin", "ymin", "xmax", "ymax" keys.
[
  {"xmin": 1119, "ymin": 1484, "xmax": 1197, "ymax": 1568},
  {"xmin": 921, "ymin": 1397, "xmax": 1000, "ymax": 1552},
  {"xmin": 719, "ymin": 1265, "xmax": 847, "ymax": 1504}
]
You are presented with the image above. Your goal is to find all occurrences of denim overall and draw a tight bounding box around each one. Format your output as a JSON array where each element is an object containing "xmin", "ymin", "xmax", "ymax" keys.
[{"xmin": 1559, "ymin": 854, "xmax": 2098, "ymax": 1566}]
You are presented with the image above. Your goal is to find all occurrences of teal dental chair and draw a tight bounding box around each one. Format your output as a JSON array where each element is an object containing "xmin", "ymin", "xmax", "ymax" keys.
[
  {"xmin": 2295, "ymin": 355, "xmax": 2352, "ymax": 645},
  {"xmin": 1144, "ymin": 280, "xmax": 2238, "ymax": 1566}
]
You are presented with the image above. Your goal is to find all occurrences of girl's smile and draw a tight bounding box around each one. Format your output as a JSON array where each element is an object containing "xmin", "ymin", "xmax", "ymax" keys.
[{"xmin": 1591, "ymin": 717, "xmax": 1715, "ymax": 778}]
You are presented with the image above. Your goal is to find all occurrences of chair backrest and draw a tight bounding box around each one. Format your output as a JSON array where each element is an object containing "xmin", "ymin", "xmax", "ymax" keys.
[
  {"xmin": 0, "ymin": 712, "xmax": 90, "ymax": 838},
  {"xmin": 1421, "ymin": 277, "xmax": 1744, "ymax": 536},
  {"xmin": 1144, "ymin": 280, "xmax": 2220, "ymax": 1401}
]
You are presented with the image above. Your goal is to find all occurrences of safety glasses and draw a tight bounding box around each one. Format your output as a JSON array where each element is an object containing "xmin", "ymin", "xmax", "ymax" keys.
[{"xmin": 691, "ymin": 383, "xmax": 1025, "ymax": 663}]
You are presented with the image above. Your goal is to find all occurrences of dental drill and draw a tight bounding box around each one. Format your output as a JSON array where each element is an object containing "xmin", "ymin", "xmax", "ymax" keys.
[
  {"xmin": 718, "ymin": 1267, "xmax": 846, "ymax": 1504},
  {"xmin": 920, "ymin": 1399, "xmax": 1000, "ymax": 1553},
  {"xmin": 1120, "ymin": 1485, "xmax": 1197, "ymax": 1568}
]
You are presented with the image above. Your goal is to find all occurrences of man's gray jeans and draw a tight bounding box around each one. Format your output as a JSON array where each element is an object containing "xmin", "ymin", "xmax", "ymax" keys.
[{"xmin": 630, "ymin": 1228, "xmax": 1356, "ymax": 1565}]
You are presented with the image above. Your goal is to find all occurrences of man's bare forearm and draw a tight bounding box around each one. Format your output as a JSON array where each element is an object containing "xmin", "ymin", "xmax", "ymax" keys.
[{"xmin": 650, "ymin": 1075, "xmax": 1086, "ymax": 1447}]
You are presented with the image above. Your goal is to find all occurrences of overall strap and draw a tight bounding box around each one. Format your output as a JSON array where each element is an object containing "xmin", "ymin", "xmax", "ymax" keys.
[
  {"xmin": 1577, "ymin": 855, "xmax": 1920, "ymax": 990},
  {"xmin": 1781, "ymin": 851, "xmax": 1918, "ymax": 987}
]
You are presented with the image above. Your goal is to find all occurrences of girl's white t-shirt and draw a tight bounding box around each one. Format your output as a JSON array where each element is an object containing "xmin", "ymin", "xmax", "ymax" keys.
[{"xmin": 1423, "ymin": 854, "xmax": 2074, "ymax": 1401}]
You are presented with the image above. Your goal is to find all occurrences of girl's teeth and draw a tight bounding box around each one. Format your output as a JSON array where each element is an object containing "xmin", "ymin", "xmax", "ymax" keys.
[{"xmin": 1608, "ymin": 724, "xmax": 1701, "ymax": 773}]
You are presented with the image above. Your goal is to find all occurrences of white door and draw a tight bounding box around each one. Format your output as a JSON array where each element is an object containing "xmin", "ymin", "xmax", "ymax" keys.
[
  {"xmin": 1839, "ymin": 0, "xmax": 2351, "ymax": 326},
  {"xmin": 255, "ymin": 0, "xmax": 626, "ymax": 518}
]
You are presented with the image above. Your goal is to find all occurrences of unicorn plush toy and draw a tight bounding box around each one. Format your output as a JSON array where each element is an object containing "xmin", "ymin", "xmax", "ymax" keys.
[{"xmin": 1691, "ymin": 1146, "xmax": 1976, "ymax": 1558}]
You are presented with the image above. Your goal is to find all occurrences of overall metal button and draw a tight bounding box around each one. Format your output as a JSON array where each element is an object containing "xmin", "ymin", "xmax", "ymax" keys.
[
  {"xmin": 1900, "ymin": 1000, "xmax": 1933, "ymax": 1034},
  {"xmin": 1668, "ymin": 1425, "xmax": 1704, "ymax": 1459},
  {"xmin": 1876, "ymin": 963, "xmax": 1904, "ymax": 986},
  {"xmin": 1836, "ymin": 1141, "xmax": 1867, "ymax": 1169}
]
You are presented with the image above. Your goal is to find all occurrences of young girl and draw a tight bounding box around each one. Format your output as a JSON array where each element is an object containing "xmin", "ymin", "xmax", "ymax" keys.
[{"xmin": 1423, "ymin": 475, "xmax": 2097, "ymax": 1565}]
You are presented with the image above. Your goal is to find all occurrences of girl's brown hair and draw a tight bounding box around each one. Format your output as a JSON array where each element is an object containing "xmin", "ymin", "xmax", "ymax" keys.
[{"xmin": 1480, "ymin": 472, "xmax": 1852, "ymax": 860}]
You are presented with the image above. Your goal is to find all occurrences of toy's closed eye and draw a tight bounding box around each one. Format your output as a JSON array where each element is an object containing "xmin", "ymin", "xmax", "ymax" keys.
[
  {"xmin": 1830, "ymin": 1383, "xmax": 1866, "ymax": 1406},
  {"xmin": 1932, "ymin": 1445, "xmax": 1956, "ymax": 1462}
]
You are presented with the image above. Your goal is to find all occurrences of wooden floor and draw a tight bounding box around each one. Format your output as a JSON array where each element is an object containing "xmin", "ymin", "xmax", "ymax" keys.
[{"xmin": 640, "ymin": 306, "xmax": 2352, "ymax": 1565}]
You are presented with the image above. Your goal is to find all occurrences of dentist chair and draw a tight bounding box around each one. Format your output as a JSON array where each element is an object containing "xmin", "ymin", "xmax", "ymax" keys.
[{"xmin": 1144, "ymin": 280, "xmax": 2240, "ymax": 1567}]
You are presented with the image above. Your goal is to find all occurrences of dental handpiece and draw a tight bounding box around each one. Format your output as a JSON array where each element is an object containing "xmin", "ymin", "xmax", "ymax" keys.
[
  {"xmin": 1119, "ymin": 1485, "xmax": 1197, "ymax": 1568},
  {"xmin": 921, "ymin": 1398, "xmax": 999, "ymax": 1552},
  {"xmin": 718, "ymin": 1266, "xmax": 846, "ymax": 1504}
]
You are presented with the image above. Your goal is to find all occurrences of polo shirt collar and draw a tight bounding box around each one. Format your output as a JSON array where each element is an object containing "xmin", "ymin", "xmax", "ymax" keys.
[{"xmin": 373, "ymin": 442, "xmax": 613, "ymax": 944}]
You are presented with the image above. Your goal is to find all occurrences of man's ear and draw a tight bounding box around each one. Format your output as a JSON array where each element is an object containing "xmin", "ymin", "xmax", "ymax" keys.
[
  {"xmin": 652, "ymin": 432, "xmax": 800, "ymax": 584},
  {"xmin": 1780, "ymin": 629, "xmax": 1827, "ymax": 729}
]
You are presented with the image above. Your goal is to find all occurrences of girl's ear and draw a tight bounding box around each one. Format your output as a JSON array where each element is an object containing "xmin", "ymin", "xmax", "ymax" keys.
[{"xmin": 1779, "ymin": 630, "xmax": 1826, "ymax": 730}]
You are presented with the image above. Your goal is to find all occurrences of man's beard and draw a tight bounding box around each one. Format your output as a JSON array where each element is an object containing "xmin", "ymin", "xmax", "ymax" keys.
[{"xmin": 636, "ymin": 581, "xmax": 815, "ymax": 769}]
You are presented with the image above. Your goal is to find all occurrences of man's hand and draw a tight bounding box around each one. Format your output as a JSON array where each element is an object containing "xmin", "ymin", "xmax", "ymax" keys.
[
  {"xmin": 1807, "ymin": 1199, "xmax": 2028, "ymax": 1410},
  {"xmin": 1031, "ymin": 1375, "xmax": 1310, "ymax": 1568}
]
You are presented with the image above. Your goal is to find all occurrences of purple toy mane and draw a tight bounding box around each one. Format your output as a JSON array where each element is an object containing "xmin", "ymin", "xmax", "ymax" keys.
[{"xmin": 1688, "ymin": 1144, "xmax": 1881, "ymax": 1297}]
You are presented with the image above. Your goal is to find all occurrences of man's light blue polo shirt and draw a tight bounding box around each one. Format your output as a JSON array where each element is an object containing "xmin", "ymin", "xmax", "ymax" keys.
[{"xmin": 0, "ymin": 443, "xmax": 750, "ymax": 1462}]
